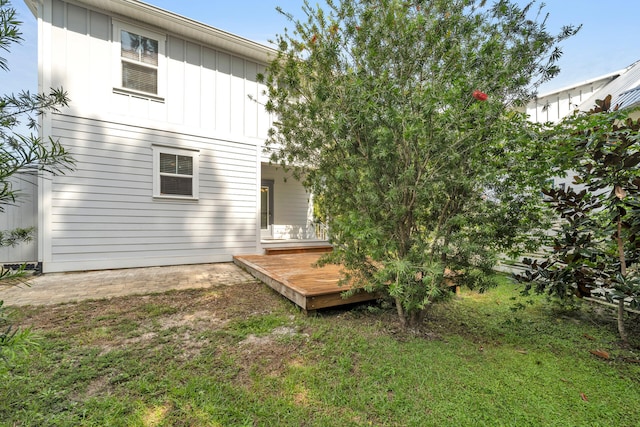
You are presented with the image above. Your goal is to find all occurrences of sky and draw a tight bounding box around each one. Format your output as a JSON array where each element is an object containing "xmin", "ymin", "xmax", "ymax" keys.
[{"xmin": 2, "ymin": 0, "xmax": 640, "ymax": 100}]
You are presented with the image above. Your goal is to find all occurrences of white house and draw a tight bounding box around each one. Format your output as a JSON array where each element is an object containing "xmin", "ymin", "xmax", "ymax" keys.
[
  {"xmin": 525, "ymin": 59, "xmax": 640, "ymax": 190},
  {"xmin": 527, "ymin": 60, "xmax": 640, "ymax": 124},
  {"xmin": 493, "ymin": 60, "xmax": 640, "ymax": 274},
  {"xmin": 5, "ymin": 0, "xmax": 325, "ymax": 273}
]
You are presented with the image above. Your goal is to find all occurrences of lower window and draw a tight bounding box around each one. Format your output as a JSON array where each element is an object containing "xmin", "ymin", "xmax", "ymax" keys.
[{"xmin": 153, "ymin": 145, "xmax": 199, "ymax": 199}]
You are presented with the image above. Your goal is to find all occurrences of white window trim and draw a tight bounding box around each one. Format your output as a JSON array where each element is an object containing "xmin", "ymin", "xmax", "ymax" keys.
[
  {"xmin": 113, "ymin": 21, "xmax": 166, "ymax": 100},
  {"xmin": 152, "ymin": 145, "xmax": 200, "ymax": 200}
]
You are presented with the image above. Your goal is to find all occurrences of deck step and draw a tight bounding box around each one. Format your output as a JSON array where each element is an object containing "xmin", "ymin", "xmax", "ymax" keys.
[{"xmin": 264, "ymin": 245, "xmax": 333, "ymax": 256}]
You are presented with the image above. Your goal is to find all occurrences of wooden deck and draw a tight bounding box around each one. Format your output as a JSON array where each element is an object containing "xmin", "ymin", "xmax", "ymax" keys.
[{"xmin": 233, "ymin": 252, "xmax": 379, "ymax": 313}]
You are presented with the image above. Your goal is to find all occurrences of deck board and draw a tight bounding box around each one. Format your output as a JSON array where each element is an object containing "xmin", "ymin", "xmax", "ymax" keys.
[{"xmin": 233, "ymin": 253, "xmax": 378, "ymax": 312}]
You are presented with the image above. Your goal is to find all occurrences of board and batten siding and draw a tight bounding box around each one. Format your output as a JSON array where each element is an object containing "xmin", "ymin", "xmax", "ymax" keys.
[
  {"xmin": 525, "ymin": 77, "xmax": 615, "ymax": 124},
  {"xmin": 42, "ymin": 115, "xmax": 259, "ymax": 273},
  {"xmin": 46, "ymin": 0, "xmax": 272, "ymax": 141}
]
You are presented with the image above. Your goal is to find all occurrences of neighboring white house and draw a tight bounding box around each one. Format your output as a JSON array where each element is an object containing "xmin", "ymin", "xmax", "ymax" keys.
[
  {"xmin": 3, "ymin": 0, "xmax": 324, "ymax": 273},
  {"xmin": 495, "ymin": 60, "xmax": 640, "ymax": 274},
  {"xmin": 527, "ymin": 59, "xmax": 640, "ymax": 124},
  {"xmin": 526, "ymin": 59, "xmax": 640, "ymax": 189},
  {"xmin": 519, "ymin": 61, "xmax": 640, "ymax": 305},
  {"xmin": 526, "ymin": 59, "xmax": 640, "ymax": 125}
]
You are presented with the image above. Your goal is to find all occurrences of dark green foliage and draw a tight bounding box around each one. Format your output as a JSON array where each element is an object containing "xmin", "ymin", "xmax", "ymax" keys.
[
  {"xmin": 260, "ymin": 0, "xmax": 578, "ymax": 326},
  {"xmin": 515, "ymin": 101, "xmax": 640, "ymax": 341}
]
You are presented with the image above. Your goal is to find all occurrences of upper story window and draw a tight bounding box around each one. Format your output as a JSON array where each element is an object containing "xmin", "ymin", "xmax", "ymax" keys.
[
  {"xmin": 113, "ymin": 22, "xmax": 165, "ymax": 99},
  {"xmin": 121, "ymin": 30, "xmax": 158, "ymax": 94}
]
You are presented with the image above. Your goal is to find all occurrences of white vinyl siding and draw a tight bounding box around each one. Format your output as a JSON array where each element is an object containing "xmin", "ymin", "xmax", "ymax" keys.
[
  {"xmin": 49, "ymin": 0, "xmax": 112, "ymax": 114},
  {"xmin": 525, "ymin": 78, "xmax": 613, "ymax": 124},
  {"xmin": 261, "ymin": 164, "xmax": 314, "ymax": 240},
  {"xmin": 43, "ymin": 116, "xmax": 258, "ymax": 272},
  {"xmin": 0, "ymin": 174, "xmax": 38, "ymax": 264}
]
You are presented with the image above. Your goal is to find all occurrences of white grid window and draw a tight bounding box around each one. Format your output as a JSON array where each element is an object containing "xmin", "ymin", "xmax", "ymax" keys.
[
  {"xmin": 114, "ymin": 22, "xmax": 165, "ymax": 99},
  {"xmin": 121, "ymin": 30, "xmax": 158, "ymax": 94},
  {"xmin": 153, "ymin": 146, "xmax": 199, "ymax": 200}
]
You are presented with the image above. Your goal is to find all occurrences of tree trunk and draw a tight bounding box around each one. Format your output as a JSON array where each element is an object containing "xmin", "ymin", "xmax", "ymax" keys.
[
  {"xmin": 617, "ymin": 299, "xmax": 628, "ymax": 344},
  {"xmin": 615, "ymin": 214, "xmax": 628, "ymax": 343},
  {"xmin": 395, "ymin": 297, "xmax": 427, "ymax": 330},
  {"xmin": 395, "ymin": 297, "xmax": 407, "ymax": 327},
  {"xmin": 408, "ymin": 309, "xmax": 426, "ymax": 329}
]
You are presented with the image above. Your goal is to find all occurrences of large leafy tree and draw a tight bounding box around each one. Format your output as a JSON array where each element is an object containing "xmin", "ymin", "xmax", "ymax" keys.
[
  {"xmin": 261, "ymin": 0, "xmax": 578, "ymax": 327},
  {"xmin": 516, "ymin": 100, "xmax": 640, "ymax": 342},
  {"xmin": 0, "ymin": 0, "xmax": 73, "ymax": 372}
]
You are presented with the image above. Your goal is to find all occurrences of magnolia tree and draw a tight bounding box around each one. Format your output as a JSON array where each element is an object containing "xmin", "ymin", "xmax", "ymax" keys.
[
  {"xmin": 516, "ymin": 99, "xmax": 640, "ymax": 342},
  {"xmin": 260, "ymin": 0, "xmax": 578, "ymax": 327}
]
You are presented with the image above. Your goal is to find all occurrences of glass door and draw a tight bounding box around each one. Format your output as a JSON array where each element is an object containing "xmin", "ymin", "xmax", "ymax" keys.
[{"xmin": 261, "ymin": 180, "xmax": 274, "ymax": 238}]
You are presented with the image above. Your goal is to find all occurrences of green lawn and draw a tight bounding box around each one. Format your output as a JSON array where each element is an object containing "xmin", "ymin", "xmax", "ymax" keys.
[{"xmin": 1, "ymin": 276, "xmax": 639, "ymax": 426}]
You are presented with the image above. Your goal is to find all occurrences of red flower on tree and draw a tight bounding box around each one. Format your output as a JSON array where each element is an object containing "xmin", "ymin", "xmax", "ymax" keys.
[{"xmin": 472, "ymin": 90, "xmax": 488, "ymax": 101}]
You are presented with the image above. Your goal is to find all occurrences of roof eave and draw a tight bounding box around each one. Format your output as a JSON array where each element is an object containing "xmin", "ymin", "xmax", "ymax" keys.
[
  {"xmin": 23, "ymin": 0, "xmax": 277, "ymax": 64},
  {"xmin": 536, "ymin": 70, "xmax": 623, "ymax": 99}
]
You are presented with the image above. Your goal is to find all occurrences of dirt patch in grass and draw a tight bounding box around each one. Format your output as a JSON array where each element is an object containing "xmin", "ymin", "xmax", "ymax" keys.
[
  {"xmin": 14, "ymin": 280, "xmax": 299, "ymax": 364},
  {"xmin": 15, "ymin": 278, "xmax": 634, "ymax": 352},
  {"xmin": 80, "ymin": 375, "xmax": 111, "ymax": 399},
  {"xmin": 13, "ymin": 279, "xmax": 409, "ymax": 391},
  {"xmin": 234, "ymin": 326, "xmax": 309, "ymax": 385},
  {"xmin": 18, "ymin": 281, "xmax": 281, "ymax": 333}
]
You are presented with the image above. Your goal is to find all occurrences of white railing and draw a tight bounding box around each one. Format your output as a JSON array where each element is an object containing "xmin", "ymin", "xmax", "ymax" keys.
[{"xmin": 313, "ymin": 222, "xmax": 329, "ymax": 241}]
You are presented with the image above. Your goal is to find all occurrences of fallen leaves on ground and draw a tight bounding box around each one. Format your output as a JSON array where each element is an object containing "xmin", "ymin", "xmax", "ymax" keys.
[{"xmin": 589, "ymin": 349, "xmax": 610, "ymax": 359}]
